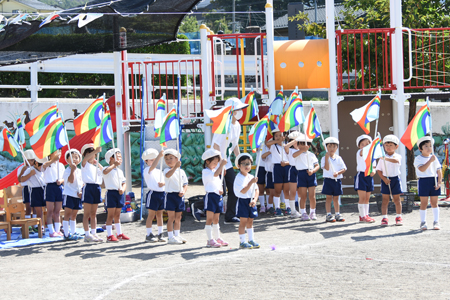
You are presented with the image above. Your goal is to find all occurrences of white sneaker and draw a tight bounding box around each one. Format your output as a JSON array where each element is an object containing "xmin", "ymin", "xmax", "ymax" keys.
[
  {"xmin": 84, "ymin": 235, "xmax": 97, "ymax": 243},
  {"xmin": 168, "ymin": 237, "xmax": 183, "ymax": 244},
  {"xmin": 93, "ymin": 234, "xmax": 103, "ymax": 242},
  {"xmin": 420, "ymin": 221, "xmax": 427, "ymax": 231},
  {"xmin": 290, "ymin": 210, "xmax": 301, "ymax": 219},
  {"xmin": 176, "ymin": 235, "xmax": 187, "ymax": 243}
]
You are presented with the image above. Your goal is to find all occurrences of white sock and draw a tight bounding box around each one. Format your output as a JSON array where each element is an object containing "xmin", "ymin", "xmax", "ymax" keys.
[
  {"xmin": 146, "ymin": 227, "xmax": 153, "ymax": 236},
  {"xmin": 25, "ymin": 215, "xmax": 31, "ymax": 219},
  {"xmin": 280, "ymin": 191, "xmax": 285, "ymax": 202},
  {"xmin": 300, "ymin": 208, "xmax": 306, "ymax": 214},
  {"xmin": 106, "ymin": 225, "xmax": 113, "ymax": 236},
  {"xmin": 212, "ymin": 224, "xmax": 220, "ymax": 240},
  {"xmin": 310, "ymin": 208, "xmax": 316, "ymax": 214},
  {"xmin": 267, "ymin": 203, "xmax": 273, "ymax": 209},
  {"xmin": 70, "ymin": 220, "xmax": 76, "ymax": 234},
  {"xmin": 115, "ymin": 223, "xmax": 122, "ymax": 235},
  {"xmin": 358, "ymin": 204, "xmax": 364, "ymax": 217},
  {"xmin": 336, "ymin": 212, "xmax": 340, "ymax": 215},
  {"xmin": 396, "ymin": 214, "xmax": 402, "ymax": 218},
  {"xmin": 205, "ymin": 225, "xmax": 212, "ymax": 240},
  {"xmin": 365, "ymin": 204, "xmax": 370, "ymax": 216},
  {"xmin": 247, "ymin": 228, "xmax": 254, "ymax": 241},
  {"xmin": 433, "ymin": 207, "xmax": 439, "ymax": 222},
  {"xmin": 273, "ymin": 197, "xmax": 280, "ymax": 209},
  {"xmin": 420, "ymin": 209, "xmax": 427, "ymax": 222},
  {"xmin": 174, "ymin": 229, "xmax": 180, "ymax": 236},
  {"xmin": 54, "ymin": 222, "xmax": 61, "ymax": 233},
  {"xmin": 289, "ymin": 201, "xmax": 296, "ymax": 211},
  {"xmin": 327, "ymin": 212, "xmax": 331, "ymax": 215},
  {"xmin": 85, "ymin": 230, "xmax": 90, "ymax": 237},
  {"xmin": 63, "ymin": 221, "xmax": 69, "ymax": 237},
  {"xmin": 47, "ymin": 224, "xmax": 55, "ymax": 234},
  {"xmin": 382, "ymin": 215, "xmax": 388, "ymax": 219},
  {"xmin": 158, "ymin": 226, "xmax": 163, "ymax": 235},
  {"xmin": 285, "ymin": 200, "xmax": 290, "ymax": 208},
  {"xmin": 168, "ymin": 231, "xmax": 173, "ymax": 239},
  {"xmin": 32, "ymin": 214, "xmax": 37, "ymax": 218},
  {"xmin": 90, "ymin": 229, "xmax": 96, "ymax": 236},
  {"xmin": 259, "ymin": 196, "xmax": 265, "ymax": 207},
  {"xmin": 239, "ymin": 234, "xmax": 246, "ymax": 243}
]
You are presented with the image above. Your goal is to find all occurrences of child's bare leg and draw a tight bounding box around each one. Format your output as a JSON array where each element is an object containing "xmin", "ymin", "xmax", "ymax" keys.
[
  {"xmin": 332, "ymin": 196, "xmax": 340, "ymax": 214},
  {"xmin": 25, "ymin": 202, "xmax": 31, "ymax": 216},
  {"xmin": 167, "ymin": 211, "xmax": 175, "ymax": 232},
  {"xmin": 174, "ymin": 212, "xmax": 182, "ymax": 231},
  {"xmin": 82, "ymin": 204, "xmax": 91, "ymax": 232},
  {"xmin": 298, "ymin": 187, "xmax": 307, "ymax": 209},
  {"xmin": 46, "ymin": 201, "xmax": 55, "ymax": 227},
  {"xmin": 64, "ymin": 208, "xmax": 73, "ymax": 222},
  {"xmin": 308, "ymin": 187, "xmax": 316, "ymax": 209},
  {"xmin": 156, "ymin": 211, "xmax": 163, "ymax": 227},
  {"xmin": 393, "ymin": 195, "xmax": 402, "ymax": 215},
  {"xmin": 90, "ymin": 204, "xmax": 98, "ymax": 231},
  {"xmin": 106, "ymin": 208, "xmax": 115, "ymax": 225},
  {"xmin": 206, "ymin": 211, "xmax": 214, "ymax": 226},
  {"xmin": 53, "ymin": 201, "xmax": 62, "ymax": 224},
  {"xmin": 146, "ymin": 209, "xmax": 157, "ymax": 229},
  {"xmin": 381, "ymin": 194, "xmax": 390, "ymax": 216},
  {"xmin": 238, "ymin": 217, "xmax": 247, "ymax": 234},
  {"xmin": 325, "ymin": 195, "xmax": 332, "ymax": 213}
]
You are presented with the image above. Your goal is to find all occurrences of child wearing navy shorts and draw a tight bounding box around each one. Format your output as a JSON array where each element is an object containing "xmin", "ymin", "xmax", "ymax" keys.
[
  {"xmin": 414, "ymin": 136, "xmax": 442, "ymax": 230},
  {"xmin": 293, "ymin": 133, "xmax": 319, "ymax": 221},
  {"xmin": 142, "ymin": 148, "xmax": 166, "ymax": 243},
  {"xmin": 164, "ymin": 149, "xmax": 188, "ymax": 244},
  {"xmin": 376, "ymin": 135, "xmax": 403, "ymax": 226},
  {"xmin": 62, "ymin": 149, "xmax": 84, "ymax": 240},
  {"xmin": 284, "ymin": 131, "xmax": 302, "ymax": 218},
  {"xmin": 354, "ymin": 135, "xmax": 376, "ymax": 223},
  {"xmin": 42, "ymin": 149, "xmax": 65, "ymax": 237},
  {"xmin": 202, "ymin": 149, "xmax": 228, "ymax": 248},
  {"xmin": 256, "ymin": 145, "xmax": 267, "ymax": 213},
  {"xmin": 262, "ymin": 148, "xmax": 274, "ymax": 215},
  {"xmin": 81, "ymin": 144, "xmax": 103, "ymax": 242},
  {"xmin": 18, "ymin": 150, "xmax": 37, "ymax": 232},
  {"xmin": 234, "ymin": 153, "xmax": 260, "ymax": 249},
  {"xmin": 103, "ymin": 148, "xmax": 129, "ymax": 242},
  {"xmin": 321, "ymin": 137, "xmax": 347, "ymax": 222}
]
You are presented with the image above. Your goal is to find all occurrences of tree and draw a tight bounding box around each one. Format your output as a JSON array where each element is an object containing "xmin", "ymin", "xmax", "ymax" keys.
[{"xmin": 179, "ymin": 16, "xmax": 200, "ymax": 33}]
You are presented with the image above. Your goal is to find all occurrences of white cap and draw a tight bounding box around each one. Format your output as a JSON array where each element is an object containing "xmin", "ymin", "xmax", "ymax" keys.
[
  {"xmin": 142, "ymin": 149, "xmax": 158, "ymax": 161},
  {"xmin": 295, "ymin": 133, "xmax": 313, "ymax": 143},
  {"xmin": 271, "ymin": 127, "xmax": 280, "ymax": 134},
  {"xmin": 105, "ymin": 148, "xmax": 121, "ymax": 164},
  {"xmin": 323, "ymin": 136, "xmax": 340, "ymax": 147},
  {"xmin": 288, "ymin": 131, "xmax": 301, "ymax": 140},
  {"xmin": 65, "ymin": 149, "xmax": 82, "ymax": 164},
  {"xmin": 81, "ymin": 143, "xmax": 95, "ymax": 156},
  {"xmin": 417, "ymin": 136, "xmax": 434, "ymax": 147},
  {"xmin": 235, "ymin": 153, "xmax": 253, "ymax": 168},
  {"xmin": 202, "ymin": 149, "xmax": 221, "ymax": 161},
  {"xmin": 356, "ymin": 134, "xmax": 372, "ymax": 147},
  {"xmin": 224, "ymin": 97, "xmax": 249, "ymax": 111},
  {"xmin": 36, "ymin": 156, "xmax": 48, "ymax": 164},
  {"xmin": 24, "ymin": 150, "xmax": 36, "ymax": 160},
  {"xmin": 164, "ymin": 149, "xmax": 181, "ymax": 159},
  {"xmin": 383, "ymin": 134, "xmax": 399, "ymax": 145}
]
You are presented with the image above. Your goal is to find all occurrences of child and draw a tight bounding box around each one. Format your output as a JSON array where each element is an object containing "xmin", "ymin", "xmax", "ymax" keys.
[
  {"xmin": 202, "ymin": 149, "xmax": 228, "ymax": 248},
  {"xmin": 354, "ymin": 135, "xmax": 376, "ymax": 223},
  {"xmin": 321, "ymin": 137, "xmax": 347, "ymax": 222},
  {"xmin": 142, "ymin": 148, "xmax": 166, "ymax": 243},
  {"xmin": 233, "ymin": 153, "xmax": 259, "ymax": 249},
  {"xmin": 81, "ymin": 144, "xmax": 103, "ymax": 242},
  {"xmin": 284, "ymin": 131, "xmax": 302, "ymax": 218},
  {"xmin": 62, "ymin": 149, "xmax": 84, "ymax": 240},
  {"xmin": 42, "ymin": 150, "xmax": 65, "ymax": 237},
  {"xmin": 262, "ymin": 147, "xmax": 275, "ymax": 215},
  {"xmin": 18, "ymin": 150, "xmax": 37, "ymax": 232},
  {"xmin": 164, "ymin": 149, "xmax": 188, "ymax": 244},
  {"xmin": 414, "ymin": 136, "xmax": 442, "ymax": 230},
  {"xmin": 256, "ymin": 145, "xmax": 267, "ymax": 213},
  {"xmin": 293, "ymin": 133, "xmax": 319, "ymax": 221},
  {"xmin": 376, "ymin": 135, "xmax": 403, "ymax": 226},
  {"xmin": 103, "ymin": 148, "xmax": 129, "ymax": 242}
]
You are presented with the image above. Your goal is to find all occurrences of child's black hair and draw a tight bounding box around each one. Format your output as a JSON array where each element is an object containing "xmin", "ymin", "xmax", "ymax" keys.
[
  {"xmin": 358, "ymin": 138, "xmax": 370, "ymax": 148},
  {"xmin": 289, "ymin": 139, "xmax": 296, "ymax": 149},
  {"xmin": 203, "ymin": 155, "xmax": 221, "ymax": 169},
  {"xmin": 238, "ymin": 155, "xmax": 252, "ymax": 166},
  {"xmin": 419, "ymin": 140, "xmax": 431, "ymax": 150},
  {"xmin": 83, "ymin": 147, "xmax": 94, "ymax": 157}
]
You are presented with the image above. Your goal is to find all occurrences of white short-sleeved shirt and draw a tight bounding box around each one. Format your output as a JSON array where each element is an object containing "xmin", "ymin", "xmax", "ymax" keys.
[
  {"xmin": 321, "ymin": 155, "xmax": 347, "ymax": 179},
  {"xmin": 376, "ymin": 153, "xmax": 401, "ymax": 177},
  {"xmin": 356, "ymin": 149, "xmax": 376, "ymax": 172},
  {"xmin": 202, "ymin": 168, "xmax": 222, "ymax": 194},
  {"xmin": 287, "ymin": 148, "xmax": 297, "ymax": 167},
  {"xmin": 143, "ymin": 166, "xmax": 165, "ymax": 192},
  {"xmin": 17, "ymin": 165, "xmax": 29, "ymax": 186},
  {"xmin": 234, "ymin": 172, "xmax": 258, "ymax": 199},
  {"xmin": 264, "ymin": 153, "xmax": 273, "ymax": 172},
  {"xmin": 22, "ymin": 167, "xmax": 45, "ymax": 188},
  {"xmin": 164, "ymin": 168, "xmax": 188, "ymax": 193},
  {"xmin": 270, "ymin": 143, "xmax": 287, "ymax": 164},
  {"xmin": 43, "ymin": 162, "xmax": 65, "ymax": 183},
  {"xmin": 294, "ymin": 151, "xmax": 319, "ymax": 170},
  {"xmin": 414, "ymin": 155, "xmax": 442, "ymax": 178},
  {"xmin": 103, "ymin": 167, "xmax": 126, "ymax": 190},
  {"xmin": 63, "ymin": 167, "xmax": 83, "ymax": 198},
  {"xmin": 256, "ymin": 146, "xmax": 266, "ymax": 168},
  {"xmin": 212, "ymin": 121, "xmax": 241, "ymax": 170},
  {"xmin": 81, "ymin": 161, "xmax": 103, "ymax": 185}
]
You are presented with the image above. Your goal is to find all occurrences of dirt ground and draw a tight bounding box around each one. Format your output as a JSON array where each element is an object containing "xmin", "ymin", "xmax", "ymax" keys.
[{"xmin": 1, "ymin": 183, "xmax": 450, "ymax": 300}]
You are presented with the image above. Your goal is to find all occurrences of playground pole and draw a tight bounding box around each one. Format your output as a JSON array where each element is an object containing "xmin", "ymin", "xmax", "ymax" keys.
[
  {"xmin": 114, "ymin": 52, "xmax": 125, "ymax": 175},
  {"xmin": 265, "ymin": 1, "xmax": 276, "ymax": 103},
  {"xmin": 200, "ymin": 25, "xmax": 212, "ymax": 148}
]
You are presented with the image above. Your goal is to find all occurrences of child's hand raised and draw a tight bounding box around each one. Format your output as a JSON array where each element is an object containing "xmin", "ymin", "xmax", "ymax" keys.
[
  {"xmin": 430, "ymin": 155, "xmax": 436, "ymax": 162},
  {"xmin": 221, "ymin": 159, "xmax": 227, "ymax": 165},
  {"xmin": 250, "ymin": 177, "xmax": 258, "ymax": 185},
  {"xmin": 29, "ymin": 169, "xmax": 36, "ymax": 176},
  {"xmin": 175, "ymin": 161, "xmax": 181, "ymax": 169}
]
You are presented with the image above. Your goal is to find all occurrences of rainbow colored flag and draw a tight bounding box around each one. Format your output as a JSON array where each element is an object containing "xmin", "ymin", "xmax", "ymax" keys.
[
  {"xmin": 266, "ymin": 117, "xmax": 279, "ymax": 141},
  {"xmin": 278, "ymin": 97, "xmax": 305, "ymax": 132},
  {"xmin": 93, "ymin": 110, "xmax": 113, "ymax": 148},
  {"xmin": 239, "ymin": 91, "xmax": 259, "ymax": 125},
  {"xmin": 248, "ymin": 114, "xmax": 270, "ymax": 152},
  {"xmin": 14, "ymin": 117, "xmax": 26, "ymax": 146},
  {"xmin": 159, "ymin": 108, "xmax": 179, "ymax": 146},
  {"xmin": 270, "ymin": 91, "xmax": 284, "ymax": 116},
  {"xmin": 400, "ymin": 104, "xmax": 431, "ymax": 150},
  {"xmin": 350, "ymin": 92, "xmax": 381, "ymax": 134},
  {"xmin": 25, "ymin": 105, "xmax": 58, "ymax": 136},
  {"xmin": 73, "ymin": 96, "xmax": 104, "ymax": 136},
  {"xmin": 30, "ymin": 117, "xmax": 68, "ymax": 159},
  {"xmin": 362, "ymin": 137, "xmax": 383, "ymax": 176},
  {"xmin": 0, "ymin": 128, "xmax": 20, "ymax": 157},
  {"xmin": 284, "ymin": 89, "xmax": 299, "ymax": 113},
  {"xmin": 304, "ymin": 106, "xmax": 322, "ymax": 140},
  {"xmin": 154, "ymin": 95, "xmax": 166, "ymax": 137},
  {"xmin": 205, "ymin": 106, "xmax": 232, "ymax": 135}
]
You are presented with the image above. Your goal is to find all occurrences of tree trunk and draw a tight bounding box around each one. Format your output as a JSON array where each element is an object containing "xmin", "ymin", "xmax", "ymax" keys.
[{"xmin": 406, "ymin": 99, "xmax": 417, "ymax": 181}]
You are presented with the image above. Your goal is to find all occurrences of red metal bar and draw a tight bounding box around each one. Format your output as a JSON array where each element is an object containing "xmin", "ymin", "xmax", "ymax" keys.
[
  {"xmin": 368, "ymin": 32, "xmax": 371, "ymax": 89},
  {"xmin": 130, "ymin": 63, "xmax": 135, "ymax": 119},
  {"xmin": 260, "ymin": 35, "xmax": 266, "ymax": 94},
  {"xmin": 389, "ymin": 31, "xmax": 393, "ymax": 89},
  {"xmin": 210, "ymin": 38, "xmax": 215, "ymax": 97},
  {"xmin": 236, "ymin": 37, "xmax": 240, "ymax": 97},
  {"xmin": 152, "ymin": 63, "xmax": 155, "ymax": 114},
  {"xmin": 346, "ymin": 34, "xmax": 350, "ymax": 89},
  {"xmin": 443, "ymin": 32, "xmax": 446, "ymax": 85},
  {"xmin": 199, "ymin": 60, "xmax": 203, "ymax": 112},
  {"xmin": 192, "ymin": 60, "xmax": 196, "ymax": 114},
  {"xmin": 375, "ymin": 32, "xmax": 378, "ymax": 88},
  {"xmin": 336, "ymin": 32, "xmax": 343, "ymax": 91},
  {"xmin": 360, "ymin": 32, "xmax": 364, "ymax": 94},
  {"xmin": 172, "ymin": 62, "xmax": 175, "ymax": 111},
  {"xmin": 354, "ymin": 33, "xmax": 357, "ymax": 90}
]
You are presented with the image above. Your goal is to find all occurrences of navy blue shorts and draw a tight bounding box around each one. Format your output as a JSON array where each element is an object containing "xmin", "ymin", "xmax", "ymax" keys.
[
  {"xmin": 418, "ymin": 177, "xmax": 441, "ymax": 197},
  {"xmin": 236, "ymin": 197, "xmax": 258, "ymax": 219},
  {"xmin": 22, "ymin": 186, "xmax": 30, "ymax": 204},
  {"xmin": 273, "ymin": 164, "xmax": 289, "ymax": 184},
  {"xmin": 145, "ymin": 190, "xmax": 165, "ymax": 211},
  {"xmin": 381, "ymin": 176, "xmax": 403, "ymax": 195},
  {"xmin": 354, "ymin": 172, "xmax": 374, "ymax": 192},
  {"xmin": 44, "ymin": 182, "xmax": 63, "ymax": 202},
  {"xmin": 257, "ymin": 166, "xmax": 266, "ymax": 185},
  {"xmin": 105, "ymin": 190, "xmax": 125, "ymax": 209},
  {"xmin": 63, "ymin": 195, "xmax": 82, "ymax": 210},
  {"xmin": 30, "ymin": 187, "xmax": 45, "ymax": 207},
  {"xmin": 204, "ymin": 192, "xmax": 223, "ymax": 214},
  {"xmin": 287, "ymin": 166, "xmax": 298, "ymax": 183},
  {"xmin": 265, "ymin": 171, "xmax": 274, "ymax": 189},
  {"xmin": 322, "ymin": 178, "xmax": 343, "ymax": 196},
  {"xmin": 165, "ymin": 192, "xmax": 185, "ymax": 212},
  {"xmin": 82, "ymin": 183, "xmax": 102, "ymax": 204},
  {"xmin": 297, "ymin": 169, "xmax": 317, "ymax": 188}
]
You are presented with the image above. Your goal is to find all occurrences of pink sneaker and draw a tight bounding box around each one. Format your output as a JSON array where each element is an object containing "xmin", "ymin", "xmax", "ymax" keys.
[
  {"xmin": 259, "ymin": 206, "xmax": 266, "ymax": 213},
  {"xmin": 381, "ymin": 218, "xmax": 388, "ymax": 226},
  {"xmin": 359, "ymin": 216, "xmax": 365, "ymax": 223},
  {"xmin": 49, "ymin": 232, "xmax": 60, "ymax": 238},
  {"xmin": 365, "ymin": 216, "xmax": 375, "ymax": 223},
  {"xmin": 216, "ymin": 238, "xmax": 229, "ymax": 246},
  {"xmin": 395, "ymin": 216, "xmax": 403, "ymax": 226},
  {"xmin": 206, "ymin": 239, "xmax": 221, "ymax": 248}
]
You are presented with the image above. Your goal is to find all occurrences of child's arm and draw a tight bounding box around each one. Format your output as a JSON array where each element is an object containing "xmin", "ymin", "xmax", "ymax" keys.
[
  {"xmin": 42, "ymin": 154, "xmax": 60, "ymax": 171},
  {"xmin": 385, "ymin": 157, "xmax": 400, "ymax": 164},
  {"xmin": 214, "ymin": 159, "xmax": 227, "ymax": 177},
  {"xmin": 293, "ymin": 148, "xmax": 306, "ymax": 158},
  {"xmin": 165, "ymin": 161, "xmax": 181, "ymax": 178},
  {"xmin": 149, "ymin": 150, "xmax": 164, "ymax": 172},
  {"xmin": 21, "ymin": 168, "xmax": 36, "ymax": 182},
  {"xmin": 179, "ymin": 183, "xmax": 188, "ymax": 197},
  {"xmin": 334, "ymin": 168, "xmax": 346, "ymax": 177},
  {"xmin": 265, "ymin": 139, "xmax": 277, "ymax": 147},
  {"xmin": 284, "ymin": 140, "xmax": 296, "ymax": 153},
  {"xmin": 119, "ymin": 182, "xmax": 126, "ymax": 195},
  {"xmin": 308, "ymin": 163, "xmax": 320, "ymax": 175},
  {"xmin": 323, "ymin": 153, "xmax": 330, "ymax": 171},
  {"xmin": 18, "ymin": 166, "xmax": 28, "ymax": 182},
  {"xmin": 103, "ymin": 160, "xmax": 120, "ymax": 175},
  {"xmin": 250, "ymin": 188, "xmax": 259, "ymax": 207},
  {"xmin": 418, "ymin": 155, "xmax": 437, "ymax": 172},
  {"xmin": 82, "ymin": 147, "xmax": 101, "ymax": 167},
  {"xmin": 240, "ymin": 177, "xmax": 258, "ymax": 194},
  {"xmin": 67, "ymin": 164, "xmax": 77, "ymax": 184},
  {"xmin": 262, "ymin": 151, "xmax": 271, "ymax": 159},
  {"xmin": 377, "ymin": 170, "xmax": 390, "ymax": 185}
]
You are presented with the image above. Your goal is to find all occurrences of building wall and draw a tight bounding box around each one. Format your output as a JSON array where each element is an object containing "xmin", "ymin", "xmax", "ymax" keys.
[{"xmin": 0, "ymin": 1, "xmax": 54, "ymax": 13}]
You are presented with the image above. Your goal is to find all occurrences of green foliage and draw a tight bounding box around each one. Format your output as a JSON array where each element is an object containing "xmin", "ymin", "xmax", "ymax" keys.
[
  {"xmin": 179, "ymin": 16, "xmax": 200, "ymax": 33},
  {"xmin": 288, "ymin": 11, "xmax": 326, "ymax": 38},
  {"xmin": 40, "ymin": 0, "xmax": 86, "ymax": 9}
]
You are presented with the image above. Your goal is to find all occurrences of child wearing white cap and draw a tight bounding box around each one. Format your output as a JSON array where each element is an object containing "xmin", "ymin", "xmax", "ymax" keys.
[
  {"xmin": 17, "ymin": 149, "xmax": 37, "ymax": 232},
  {"xmin": 256, "ymin": 145, "xmax": 267, "ymax": 214},
  {"xmin": 284, "ymin": 131, "xmax": 302, "ymax": 218},
  {"xmin": 103, "ymin": 148, "xmax": 129, "ymax": 242},
  {"xmin": 62, "ymin": 149, "xmax": 84, "ymax": 240},
  {"xmin": 376, "ymin": 135, "xmax": 403, "ymax": 226},
  {"xmin": 163, "ymin": 149, "xmax": 189, "ymax": 244},
  {"xmin": 414, "ymin": 136, "xmax": 442, "ymax": 230},
  {"xmin": 202, "ymin": 149, "xmax": 228, "ymax": 248},
  {"xmin": 354, "ymin": 135, "xmax": 376, "ymax": 223},
  {"xmin": 142, "ymin": 148, "xmax": 166, "ymax": 243},
  {"xmin": 262, "ymin": 146, "xmax": 275, "ymax": 214}
]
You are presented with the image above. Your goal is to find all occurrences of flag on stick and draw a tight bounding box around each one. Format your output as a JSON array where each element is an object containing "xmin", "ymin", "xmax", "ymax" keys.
[
  {"xmin": 400, "ymin": 105, "xmax": 431, "ymax": 150},
  {"xmin": 304, "ymin": 106, "xmax": 322, "ymax": 140},
  {"xmin": 278, "ymin": 97, "xmax": 305, "ymax": 132},
  {"xmin": 362, "ymin": 137, "xmax": 383, "ymax": 176},
  {"xmin": 350, "ymin": 92, "xmax": 381, "ymax": 134},
  {"xmin": 159, "ymin": 108, "xmax": 179, "ymax": 146},
  {"xmin": 239, "ymin": 91, "xmax": 258, "ymax": 125},
  {"xmin": 29, "ymin": 117, "xmax": 68, "ymax": 159},
  {"xmin": 154, "ymin": 94, "xmax": 166, "ymax": 137},
  {"xmin": 205, "ymin": 106, "xmax": 232, "ymax": 135},
  {"xmin": 0, "ymin": 128, "xmax": 20, "ymax": 157},
  {"xmin": 73, "ymin": 96, "xmax": 104, "ymax": 135},
  {"xmin": 249, "ymin": 114, "xmax": 270, "ymax": 152},
  {"xmin": 93, "ymin": 110, "xmax": 113, "ymax": 148},
  {"xmin": 25, "ymin": 105, "xmax": 59, "ymax": 136}
]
